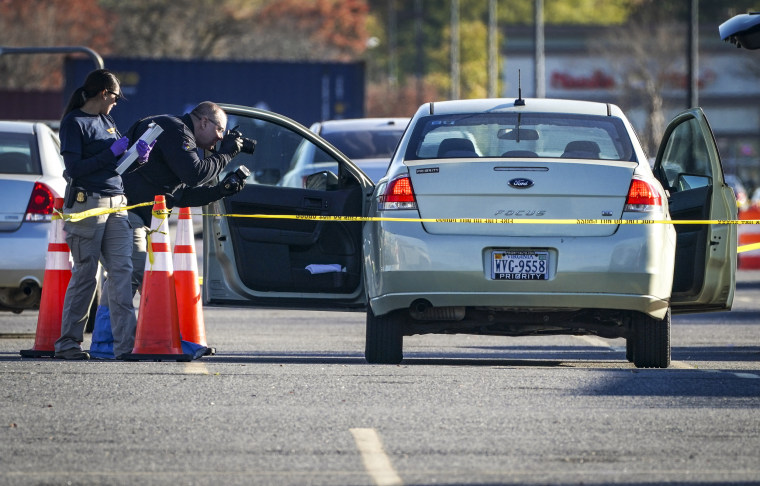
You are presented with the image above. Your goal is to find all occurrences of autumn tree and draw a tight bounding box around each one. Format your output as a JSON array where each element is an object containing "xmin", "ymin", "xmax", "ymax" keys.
[
  {"xmin": 0, "ymin": 0, "xmax": 114, "ymax": 89},
  {"xmin": 231, "ymin": 0, "xmax": 369, "ymax": 61},
  {"xmin": 363, "ymin": 0, "xmax": 632, "ymax": 115}
]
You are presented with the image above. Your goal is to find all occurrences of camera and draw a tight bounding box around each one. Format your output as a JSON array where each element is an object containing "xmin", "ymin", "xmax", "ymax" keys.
[
  {"xmin": 221, "ymin": 164, "xmax": 251, "ymax": 193},
  {"xmin": 227, "ymin": 127, "xmax": 257, "ymax": 154}
]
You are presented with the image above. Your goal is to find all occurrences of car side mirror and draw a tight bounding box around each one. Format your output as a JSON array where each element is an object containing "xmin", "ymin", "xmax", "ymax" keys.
[
  {"xmin": 305, "ymin": 170, "xmax": 339, "ymax": 191},
  {"xmin": 676, "ymin": 173, "xmax": 711, "ymax": 192},
  {"xmin": 719, "ymin": 12, "xmax": 760, "ymax": 49}
]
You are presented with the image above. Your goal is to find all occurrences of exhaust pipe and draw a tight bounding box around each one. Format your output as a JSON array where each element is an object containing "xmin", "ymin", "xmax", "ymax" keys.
[
  {"xmin": 20, "ymin": 279, "xmax": 40, "ymax": 296},
  {"xmin": 409, "ymin": 300, "xmax": 465, "ymax": 321}
]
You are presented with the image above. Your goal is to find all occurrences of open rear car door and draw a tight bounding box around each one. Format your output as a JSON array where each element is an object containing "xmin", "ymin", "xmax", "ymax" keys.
[
  {"xmin": 202, "ymin": 104, "xmax": 374, "ymax": 310},
  {"xmin": 653, "ymin": 108, "xmax": 737, "ymax": 313}
]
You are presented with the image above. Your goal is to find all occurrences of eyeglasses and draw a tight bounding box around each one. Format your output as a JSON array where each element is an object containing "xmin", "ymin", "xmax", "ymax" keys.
[
  {"xmin": 205, "ymin": 116, "xmax": 225, "ymax": 135},
  {"xmin": 106, "ymin": 90, "xmax": 122, "ymax": 99}
]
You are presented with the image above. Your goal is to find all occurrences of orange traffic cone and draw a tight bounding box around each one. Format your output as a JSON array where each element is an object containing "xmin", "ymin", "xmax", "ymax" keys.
[
  {"xmin": 122, "ymin": 196, "xmax": 191, "ymax": 361},
  {"xmin": 174, "ymin": 207, "xmax": 214, "ymax": 354},
  {"xmin": 21, "ymin": 198, "xmax": 72, "ymax": 357}
]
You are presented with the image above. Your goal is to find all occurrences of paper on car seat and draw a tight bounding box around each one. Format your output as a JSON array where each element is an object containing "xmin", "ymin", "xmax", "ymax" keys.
[
  {"xmin": 116, "ymin": 122, "xmax": 164, "ymax": 175},
  {"xmin": 305, "ymin": 264, "xmax": 346, "ymax": 274}
]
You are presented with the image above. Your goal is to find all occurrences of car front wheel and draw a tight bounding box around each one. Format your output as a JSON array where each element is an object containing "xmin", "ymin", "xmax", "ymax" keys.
[
  {"xmin": 365, "ymin": 308, "xmax": 403, "ymax": 364},
  {"xmin": 632, "ymin": 308, "xmax": 671, "ymax": 369}
]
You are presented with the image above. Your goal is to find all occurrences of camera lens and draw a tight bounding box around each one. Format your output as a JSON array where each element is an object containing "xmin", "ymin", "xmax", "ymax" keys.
[{"xmin": 240, "ymin": 137, "xmax": 256, "ymax": 154}]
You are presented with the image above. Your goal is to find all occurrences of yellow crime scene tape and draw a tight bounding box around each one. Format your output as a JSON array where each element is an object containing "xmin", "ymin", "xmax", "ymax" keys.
[{"xmin": 57, "ymin": 205, "xmax": 760, "ymax": 254}]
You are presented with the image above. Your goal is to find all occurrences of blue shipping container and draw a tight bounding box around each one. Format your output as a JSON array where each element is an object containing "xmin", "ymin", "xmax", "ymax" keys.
[{"xmin": 64, "ymin": 57, "xmax": 365, "ymax": 130}]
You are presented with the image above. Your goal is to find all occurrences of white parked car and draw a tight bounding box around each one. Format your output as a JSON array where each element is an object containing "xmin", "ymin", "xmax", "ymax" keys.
[
  {"xmin": 204, "ymin": 99, "xmax": 737, "ymax": 369},
  {"xmin": 280, "ymin": 117, "xmax": 409, "ymax": 187},
  {"xmin": 0, "ymin": 121, "xmax": 67, "ymax": 313}
]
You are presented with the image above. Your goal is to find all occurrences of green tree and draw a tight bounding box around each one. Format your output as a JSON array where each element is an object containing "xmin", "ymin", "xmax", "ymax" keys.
[{"xmin": 364, "ymin": 0, "xmax": 633, "ymax": 115}]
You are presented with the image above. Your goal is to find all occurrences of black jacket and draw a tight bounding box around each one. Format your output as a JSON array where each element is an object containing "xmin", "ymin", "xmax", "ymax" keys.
[{"xmin": 123, "ymin": 113, "xmax": 231, "ymax": 226}]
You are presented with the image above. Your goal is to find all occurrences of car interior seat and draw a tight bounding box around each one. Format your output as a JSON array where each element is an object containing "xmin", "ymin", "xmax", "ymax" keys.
[
  {"xmin": 561, "ymin": 140, "xmax": 601, "ymax": 159},
  {"xmin": 437, "ymin": 138, "xmax": 478, "ymax": 158},
  {"xmin": 0, "ymin": 152, "xmax": 32, "ymax": 174}
]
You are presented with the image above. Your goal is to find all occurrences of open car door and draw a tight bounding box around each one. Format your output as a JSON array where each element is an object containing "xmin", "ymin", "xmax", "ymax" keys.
[
  {"xmin": 202, "ymin": 104, "xmax": 375, "ymax": 310},
  {"xmin": 653, "ymin": 108, "xmax": 737, "ymax": 313}
]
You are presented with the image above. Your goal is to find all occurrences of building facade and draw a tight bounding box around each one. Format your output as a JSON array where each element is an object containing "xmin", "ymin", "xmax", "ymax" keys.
[{"xmin": 501, "ymin": 25, "xmax": 760, "ymax": 195}]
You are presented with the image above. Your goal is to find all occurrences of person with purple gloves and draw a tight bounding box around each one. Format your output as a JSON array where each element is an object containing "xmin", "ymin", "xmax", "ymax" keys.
[{"xmin": 54, "ymin": 69, "xmax": 154, "ymax": 360}]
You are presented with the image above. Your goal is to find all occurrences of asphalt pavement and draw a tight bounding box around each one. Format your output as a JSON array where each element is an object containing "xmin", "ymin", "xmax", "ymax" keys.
[{"xmin": 0, "ymin": 272, "xmax": 758, "ymax": 485}]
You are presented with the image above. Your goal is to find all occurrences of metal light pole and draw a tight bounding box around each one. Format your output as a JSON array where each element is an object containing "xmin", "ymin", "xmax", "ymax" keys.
[
  {"xmin": 388, "ymin": 0, "xmax": 398, "ymax": 86},
  {"xmin": 534, "ymin": 0, "xmax": 545, "ymax": 98},
  {"xmin": 451, "ymin": 0, "xmax": 460, "ymax": 100},
  {"xmin": 415, "ymin": 0, "xmax": 424, "ymax": 106},
  {"xmin": 487, "ymin": 0, "xmax": 498, "ymax": 98},
  {"xmin": 687, "ymin": 0, "xmax": 699, "ymax": 108}
]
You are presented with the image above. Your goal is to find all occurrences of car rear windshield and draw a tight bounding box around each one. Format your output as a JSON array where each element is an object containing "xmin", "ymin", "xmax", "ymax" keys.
[
  {"xmin": 0, "ymin": 133, "xmax": 40, "ymax": 175},
  {"xmin": 404, "ymin": 113, "xmax": 636, "ymax": 162},
  {"xmin": 323, "ymin": 130, "xmax": 405, "ymax": 160}
]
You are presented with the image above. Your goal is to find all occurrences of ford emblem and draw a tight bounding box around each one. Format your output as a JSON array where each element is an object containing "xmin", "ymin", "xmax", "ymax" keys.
[{"xmin": 508, "ymin": 178, "xmax": 534, "ymax": 189}]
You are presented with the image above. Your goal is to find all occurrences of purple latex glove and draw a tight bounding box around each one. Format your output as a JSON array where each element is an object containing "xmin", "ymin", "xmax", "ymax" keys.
[
  {"xmin": 136, "ymin": 139, "xmax": 156, "ymax": 164},
  {"xmin": 110, "ymin": 136, "xmax": 129, "ymax": 157}
]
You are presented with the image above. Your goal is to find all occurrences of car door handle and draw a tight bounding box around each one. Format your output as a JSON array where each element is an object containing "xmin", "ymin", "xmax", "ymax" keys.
[{"xmin": 303, "ymin": 197, "xmax": 327, "ymax": 210}]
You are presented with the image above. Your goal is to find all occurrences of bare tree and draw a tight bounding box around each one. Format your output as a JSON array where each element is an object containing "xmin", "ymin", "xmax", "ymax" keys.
[
  {"xmin": 0, "ymin": 0, "xmax": 114, "ymax": 89},
  {"xmin": 594, "ymin": 20, "xmax": 687, "ymax": 156},
  {"xmin": 100, "ymin": 0, "xmax": 252, "ymax": 59}
]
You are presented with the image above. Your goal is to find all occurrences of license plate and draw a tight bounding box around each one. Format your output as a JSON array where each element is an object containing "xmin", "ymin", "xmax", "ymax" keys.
[{"xmin": 491, "ymin": 250, "xmax": 549, "ymax": 280}]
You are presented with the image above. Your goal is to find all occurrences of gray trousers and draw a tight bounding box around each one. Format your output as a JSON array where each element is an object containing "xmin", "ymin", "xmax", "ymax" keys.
[
  {"xmin": 100, "ymin": 211, "xmax": 149, "ymax": 302},
  {"xmin": 55, "ymin": 195, "xmax": 137, "ymax": 357}
]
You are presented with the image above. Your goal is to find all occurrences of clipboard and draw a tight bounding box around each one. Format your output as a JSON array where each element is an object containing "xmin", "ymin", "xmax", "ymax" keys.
[{"xmin": 116, "ymin": 122, "xmax": 164, "ymax": 174}]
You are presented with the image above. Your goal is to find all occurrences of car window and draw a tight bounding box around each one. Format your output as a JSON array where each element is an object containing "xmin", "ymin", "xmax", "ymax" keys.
[
  {"xmin": 39, "ymin": 129, "xmax": 65, "ymax": 174},
  {"xmin": 224, "ymin": 114, "xmax": 343, "ymax": 190},
  {"xmin": 659, "ymin": 117, "xmax": 713, "ymax": 190},
  {"xmin": 404, "ymin": 113, "xmax": 635, "ymax": 161},
  {"xmin": 323, "ymin": 130, "xmax": 404, "ymax": 159},
  {"xmin": 0, "ymin": 132, "xmax": 39, "ymax": 175}
]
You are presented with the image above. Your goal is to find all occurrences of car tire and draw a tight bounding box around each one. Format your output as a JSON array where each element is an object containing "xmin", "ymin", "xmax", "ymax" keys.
[
  {"xmin": 365, "ymin": 308, "xmax": 403, "ymax": 364},
  {"xmin": 625, "ymin": 338, "xmax": 634, "ymax": 363},
  {"xmin": 632, "ymin": 308, "xmax": 671, "ymax": 369}
]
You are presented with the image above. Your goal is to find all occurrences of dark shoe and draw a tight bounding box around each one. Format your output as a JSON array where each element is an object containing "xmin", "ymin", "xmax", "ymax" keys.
[{"xmin": 55, "ymin": 348, "xmax": 90, "ymax": 360}]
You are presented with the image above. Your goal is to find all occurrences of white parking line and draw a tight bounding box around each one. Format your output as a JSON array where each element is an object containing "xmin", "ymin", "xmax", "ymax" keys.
[
  {"xmin": 350, "ymin": 428, "xmax": 403, "ymax": 486},
  {"xmin": 183, "ymin": 362, "xmax": 209, "ymax": 374},
  {"xmin": 733, "ymin": 372, "xmax": 760, "ymax": 379},
  {"xmin": 575, "ymin": 335, "xmax": 693, "ymax": 369},
  {"xmin": 668, "ymin": 361, "xmax": 693, "ymax": 369},
  {"xmin": 576, "ymin": 335, "xmax": 614, "ymax": 349}
]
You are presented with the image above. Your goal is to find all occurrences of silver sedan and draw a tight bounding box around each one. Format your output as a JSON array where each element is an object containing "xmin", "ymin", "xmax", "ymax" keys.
[
  {"xmin": 203, "ymin": 99, "xmax": 737, "ymax": 369},
  {"xmin": 0, "ymin": 121, "xmax": 67, "ymax": 313}
]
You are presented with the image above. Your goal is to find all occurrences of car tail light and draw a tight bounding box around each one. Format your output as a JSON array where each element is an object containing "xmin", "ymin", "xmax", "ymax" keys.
[
  {"xmin": 379, "ymin": 175, "xmax": 417, "ymax": 210},
  {"xmin": 624, "ymin": 178, "xmax": 663, "ymax": 213},
  {"xmin": 25, "ymin": 182, "xmax": 55, "ymax": 222}
]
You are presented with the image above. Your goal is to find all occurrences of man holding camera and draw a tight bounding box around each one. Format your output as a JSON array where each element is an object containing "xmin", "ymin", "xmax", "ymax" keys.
[
  {"xmin": 120, "ymin": 100, "xmax": 246, "ymax": 294},
  {"xmin": 125, "ymin": 101, "xmax": 240, "ymax": 240},
  {"xmin": 92, "ymin": 101, "xmax": 248, "ymax": 358}
]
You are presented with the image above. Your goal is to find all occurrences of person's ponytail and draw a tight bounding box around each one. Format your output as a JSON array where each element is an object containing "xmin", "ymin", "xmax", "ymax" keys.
[
  {"xmin": 60, "ymin": 69, "xmax": 122, "ymax": 121},
  {"xmin": 62, "ymin": 87, "xmax": 88, "ymax": 119}
]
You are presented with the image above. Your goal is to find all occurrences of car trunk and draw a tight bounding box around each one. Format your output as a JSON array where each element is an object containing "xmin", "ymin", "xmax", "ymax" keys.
[
  {"xmin": 0, "ymin": 178, "xmax": 34, "ymax": 232},
  {"xmin": 405, "ymin": 158, "xmax": 637, "ymax": 237}
]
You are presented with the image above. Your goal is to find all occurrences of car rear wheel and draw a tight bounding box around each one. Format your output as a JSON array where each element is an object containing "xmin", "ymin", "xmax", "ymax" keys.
[
  {"xmin": 365, "ymin": 308, "xmax": 403, "ymax": 364},
  {"xmin": 632, "ymin": 308, "xmax": 671, "ymax": 369},
  {"xmin": 625, "ymin": 338, "xmax": 634, "ymax": 362}
]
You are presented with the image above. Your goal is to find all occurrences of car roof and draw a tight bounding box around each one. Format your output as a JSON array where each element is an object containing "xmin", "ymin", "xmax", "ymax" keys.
[
  {"xmin": 314, "ymin": 118, "xmax": 410, "ymax": 134},
  {"xmin": 0, "ymin": 120, "xmax": 37, "ymax": 134},
  {"xmin": 419, "ymin": 98, "xmax": 619, "ymax": 117}
]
